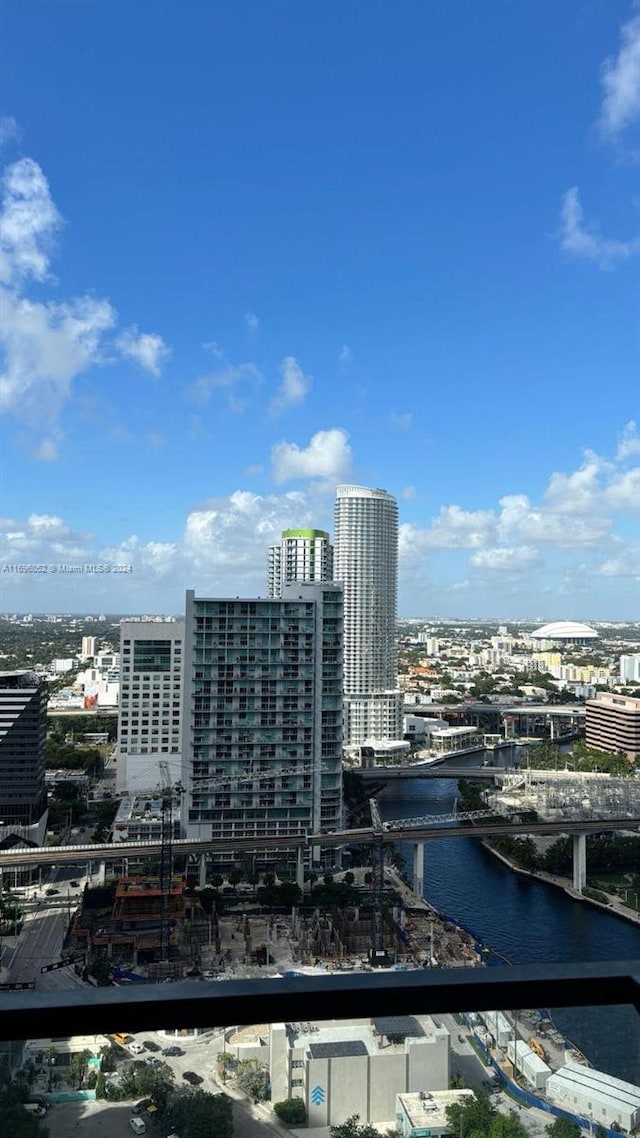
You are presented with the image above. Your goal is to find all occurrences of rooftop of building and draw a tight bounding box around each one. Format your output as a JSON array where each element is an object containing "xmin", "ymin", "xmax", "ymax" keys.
[
  {"xmin": 530, "ymin": 621, "xmax": 598, "ymax": 640},
  {"xmin": 286, "ymin": 1014, "xmax": 438, "ymax": 1056},
  {"xmin": 280, "ymin": 528, "xmax": 330, "ymax": 540},
  {"xmin": 588, "ymin": 692, "xmax": 640, "ymax": 710},
  {"xmin": 396, "ymin": 1089, "xmax": 476, "ymax": 1130}
]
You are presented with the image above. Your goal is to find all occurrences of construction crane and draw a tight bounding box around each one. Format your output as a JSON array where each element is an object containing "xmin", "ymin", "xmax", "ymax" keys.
[
  {"xmin": 157, "ymin": 761, "xmax": 183, "ymax": 964},
  {"xmin": 154, "ymin": 761, "xmax": 328, "ymax": 962},
  {"xmin": 368, "ymin": 797, "xmax": 387, "ymax": 966}
]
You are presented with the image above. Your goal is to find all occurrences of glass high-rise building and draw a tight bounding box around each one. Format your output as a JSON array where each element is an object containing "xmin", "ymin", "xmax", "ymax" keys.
[
  {"xmin": 183, "ymin": 582, "xmax": 343, "ymax": 864},
  {"xmin": 0, "ymin": 670, "xmax": 48, "ymax": 837},
  {"xmin": 268, "ymin": 528, "xmax": 333, "ymax": 597},
  {"xmin": 334, "ymin": 484, "xmax": 403, "ymax": 745}
]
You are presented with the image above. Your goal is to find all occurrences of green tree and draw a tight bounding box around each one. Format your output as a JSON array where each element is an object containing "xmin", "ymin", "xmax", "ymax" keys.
[
  {"xmin": 68, "ymin": 1049, "xmax": 91, "ymax": 1089},
  {"xmin": 545, "ymin": 1119, "xmax": 582, "ymax": 1138},
  {"xmin": 95, "ymin": 1071, "xmax": 107, "ymax": 1099},
  {"xmin": 343, "ymin": 871, "xmax": 355, "ymax": 886},
  {"xmin": 118, "ymin": 1060, "xmax": 175, "ymax": 1108},
  {"xmin": 167, "ymin": 1088, "xmax": 233, "ymax": 1138},
  {"xmin": 446, "ymin": 1093, "xmax": 495, "ymax": 1138},
  {"xmin": 274, "ymin": 1097, "xmax": 307, "ymax": 1125},
  {"xmin": 329, "ymin": 1115, "xmax": 383, "ymax": 1138},
  {"xmin": 490, "ymin": 1111, "xmax": 529, "ymax": 1138},
  {"xmin": 235, "ymin": 1058, "xmax": 269, "ymax": 1102}
]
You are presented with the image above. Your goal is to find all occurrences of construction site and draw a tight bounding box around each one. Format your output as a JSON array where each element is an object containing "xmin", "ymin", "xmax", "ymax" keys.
[
  {"xmin": 64, "ymin": 864, "xmax": 481, "ymax": 979},
  {"xmin": 486, "ymin": 767, "xmax": 640, "ymax": 819}
]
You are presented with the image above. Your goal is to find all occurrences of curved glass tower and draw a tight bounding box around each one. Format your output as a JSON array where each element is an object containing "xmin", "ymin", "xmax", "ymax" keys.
[{"xmin": 334, "ymin": 485, "xmax": 402, "ymax": 745}]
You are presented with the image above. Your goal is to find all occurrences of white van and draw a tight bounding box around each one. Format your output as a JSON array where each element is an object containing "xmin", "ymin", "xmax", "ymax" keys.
[{"xmin": 129, "ymin": 1119, "xmax": 146, "ymax": 1135}]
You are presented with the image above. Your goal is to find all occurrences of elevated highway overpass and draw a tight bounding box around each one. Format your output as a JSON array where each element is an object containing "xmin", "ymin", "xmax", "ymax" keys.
[{"xmin": 2, "ymin": 815, "xmax": 638, "ymax": 903}]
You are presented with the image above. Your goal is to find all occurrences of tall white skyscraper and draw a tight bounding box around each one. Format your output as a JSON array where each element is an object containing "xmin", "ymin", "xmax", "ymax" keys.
[
  {"xmin": 268, "ymin": 528, "xmax": 333, "ymax": 597},
  {"xmin": 334, "ymin": 484, "xmax": 403, "ymax": 745}
]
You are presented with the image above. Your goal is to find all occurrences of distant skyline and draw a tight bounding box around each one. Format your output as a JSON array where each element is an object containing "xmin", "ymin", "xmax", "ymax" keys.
[{"xmin": 1, "ymin": 3, "xmax": 639, "ymax": 619}]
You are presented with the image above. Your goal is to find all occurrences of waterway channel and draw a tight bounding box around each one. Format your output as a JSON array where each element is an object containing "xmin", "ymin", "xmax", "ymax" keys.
[{"xmin": 376, "ymin": 751, "xmax": 640, "ymax": 1085}]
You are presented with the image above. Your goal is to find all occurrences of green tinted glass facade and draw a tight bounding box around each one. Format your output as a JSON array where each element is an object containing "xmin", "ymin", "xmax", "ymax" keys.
[{"xmin": 133, "ymin": 640, "xmax": 171, "ymax": 672}]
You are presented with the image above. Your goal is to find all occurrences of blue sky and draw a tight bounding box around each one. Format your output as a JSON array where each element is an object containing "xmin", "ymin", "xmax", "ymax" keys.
[{"xmin": 0, "ymin": 1, "xmax": 638, "ymax": 618}]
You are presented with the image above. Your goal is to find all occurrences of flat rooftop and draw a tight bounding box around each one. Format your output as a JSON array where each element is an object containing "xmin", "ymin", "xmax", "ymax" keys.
[
  {"xmin": 397, "ymin": 1090, "xmax": 476, "ymax": 1130},
  {"xmin": 288, "ymin": 1016, "xmax": 434, "ymax": 1056}
]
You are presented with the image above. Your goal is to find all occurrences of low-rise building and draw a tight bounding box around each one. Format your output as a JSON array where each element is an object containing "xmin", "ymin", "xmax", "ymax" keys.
[
  {"xmin": 546, "ymin": 1062, "xmax": 640, "ymax": 1131},
  {"xmin": 395, "ymin": 1090, "xmax": 475, "ymax": 1137},
  {"xmin": 269, "ymin": 1015, "xmax": 449, "ymax": 1128},
  {"xmin": 113, "ymin": 795, "xmax": 181, "ymax": 843}
]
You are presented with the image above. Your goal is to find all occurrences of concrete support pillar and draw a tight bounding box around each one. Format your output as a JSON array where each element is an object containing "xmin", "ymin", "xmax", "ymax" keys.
[
  {"xmin": 572, "ymin": 833, "xmax": 587, "ymax": 893},
  {"xmin": 199, "ymin": 853, "xmax": 207, "ymax": 890},
  {"xmin": 97, "ymin": 860, "xmax": 106, "ymax": 886},
  {"xmin": 123, "ymin": 858, "xmax": 129, "ymax": 878},
  {"xmin": 295, "ymin": 846, "xmax": 304, "ymax": 891},
  {"xmin": 412, "ymin": 842, "xmax": 424, "ymax": 901}
]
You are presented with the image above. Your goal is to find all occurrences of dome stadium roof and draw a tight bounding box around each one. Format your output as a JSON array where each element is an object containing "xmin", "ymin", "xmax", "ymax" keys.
[{"xmin": 530, "ymin": 621, "xmax": 598, "ymax": 641}]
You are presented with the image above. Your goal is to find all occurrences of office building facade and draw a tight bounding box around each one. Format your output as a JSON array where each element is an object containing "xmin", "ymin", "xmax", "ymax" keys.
[
  {"xmin": 116, "ymin": 620, "xmax": 184, "ymax": 794},
  {"xmin": 334, "ymin": 484, "xmax": 402, "ymax": 745},
  {"xmin": 267, "ymin": 528, "xmax": 333, "ymax": 597},
  {"xmin": 183, "ymin": 583, "xmax": 343, "ymax": 860},
  {"xmin": 0, "ymin": 670, "xmax": 48, "ymax": 839},
  {"xmin": 585, "ymin": 692, "xmax": 640, "ymax": 759}
]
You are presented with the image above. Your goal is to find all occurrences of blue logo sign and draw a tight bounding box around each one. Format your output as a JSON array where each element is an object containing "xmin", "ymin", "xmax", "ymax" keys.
[{"xmin": 311, "ymin": 1084, "xmax": 325, "ymax": 1106}]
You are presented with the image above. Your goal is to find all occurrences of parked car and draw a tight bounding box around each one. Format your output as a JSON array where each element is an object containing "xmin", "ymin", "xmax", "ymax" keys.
[
  {"xmin": 128, "ymin": 1041, "xmax": 145, "ymax": 1055},
  {"xmin": 161, "ymin": 1046, "xmax": 184, "ymax": 1057},
  {"xmin": 144, "ymin": 1056, "xmax": 160, "ymax": 1066},
  {"xmin": 45, "ymin": 889, "xmax": 60, "ymax": 896},
  {"xmin": 24, "ymin": 1105, "xmax": 47, "ymax": 1117},
  {"xmin": 129, "ymin": 1119, "xmax": 146, "ymax": 1135},
  {"xmin": 69, "ymin": 881, "xmax": 80, "ymax": 887},
  {"xmin": 182, "ymin": 1071, "xmax": 203, "ymax": 1086},
  {"xmin": 142, "ymin": 1040, "xmax": 160, "ymax": 1052},
  {"xmin": 27, "ymin": 1096, "xmax": 48, "ymax": 1108},
  {"xmin": 132, "ymin": 1099, "xmax": 154, "ymax": 1115}
]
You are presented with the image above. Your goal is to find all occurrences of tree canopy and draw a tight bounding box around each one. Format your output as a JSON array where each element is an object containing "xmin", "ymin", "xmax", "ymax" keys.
[{"xmin": 167, "ymin": 1088, "xmax": 233, "ymax": 1138}]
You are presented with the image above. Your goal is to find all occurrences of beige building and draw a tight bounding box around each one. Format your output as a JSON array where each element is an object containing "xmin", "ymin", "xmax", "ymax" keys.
[{"xmin": 586, "ymin": 692, "xmax": 640, "ymax": 758}]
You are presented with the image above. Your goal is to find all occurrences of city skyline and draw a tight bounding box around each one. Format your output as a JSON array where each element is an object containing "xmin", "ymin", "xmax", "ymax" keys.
[{"xmin": 1, "ymin": 4, "xmax": 639, "ymax": 619}]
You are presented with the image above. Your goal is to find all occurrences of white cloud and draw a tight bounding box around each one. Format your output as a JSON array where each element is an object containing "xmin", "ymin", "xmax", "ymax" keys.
[
  {"xmin": 412, "ymin": 505, "xmax": 497, "ymax": 549},
  {"xmin": 0, "ymin": 157, "xmax": 61, "ymax": 285},
  {"xmin": 559, "ymin": 187, "xmax": 640, "ymax": 268},
  {"xmin": 33, "ymin": 436, "xmax": 61, "ymax": 462},
  {"xmin": 202, "ymin": 340, "xmax": 223, "ymax": 357},
  {"xmin": 617, "ymin": 420, "xmax": 640, "ymax": 460},
  {"xmin": 186, "ymin": 363, "xmax": 261, "ymax": 412},
  {"xmin": 270, "ymin": 355, "xmax": 312, "ymax": 414},
  {"xmin": 497, "ymin": 492, "xmax": 610, "ymax": 548},
  {"xmin": 0, "ymin": 513, "xmax": 92, "ymax": 562},
  {"xmin": 339, "ymin": 344, "xmax": 352, "ymax": 366},
  {"xmin": 271, "ymin": 428, "xmax": 351, "ymax": 485},
  {"xmin": 603, "ymin": 466, "xmax": 640, "ymax": 512},
  {"xmin": 600, "ymin": 12, "xmax": 640, "ymax": 139},
  {"xmin": 598, "ymin": 545, "xmax": 640, "ymax": 579},
  {"xmin": 0, "ymin": 117, "xmax": 19, "ymax": 149},
  {"xmin": 402, "ymin": 486, "xmax": 417, "ymax": 500},
  {"xmin": 390, "ymin": 411, "xmax": 412, "ymax": 429},
  {"xmin": 244, "ymin": 463, "xmax": 264, "ymax": 476},
  {"xmin": 245, "ymin": 312, "xmax": 259, "ymax": 334},
  {"xmin": 116, "ymin": 326, "xmax": 170, "ymax": 377},
  {"xmin": 470, "ymin": 546, "xmax": 541, "ymax": 573},
  {"xmin": 0, "ymin": 290, "xmax": 116, "ymax": 424},
  {"xmin": 0, "ymin": 145, "xmax": 170, "ymax": 450}
]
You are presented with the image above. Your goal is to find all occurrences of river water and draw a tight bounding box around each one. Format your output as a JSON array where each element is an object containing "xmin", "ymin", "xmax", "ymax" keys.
[{"xmin": 376, "ymin": 753, "xmax": 640, "ymax": 1085}]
